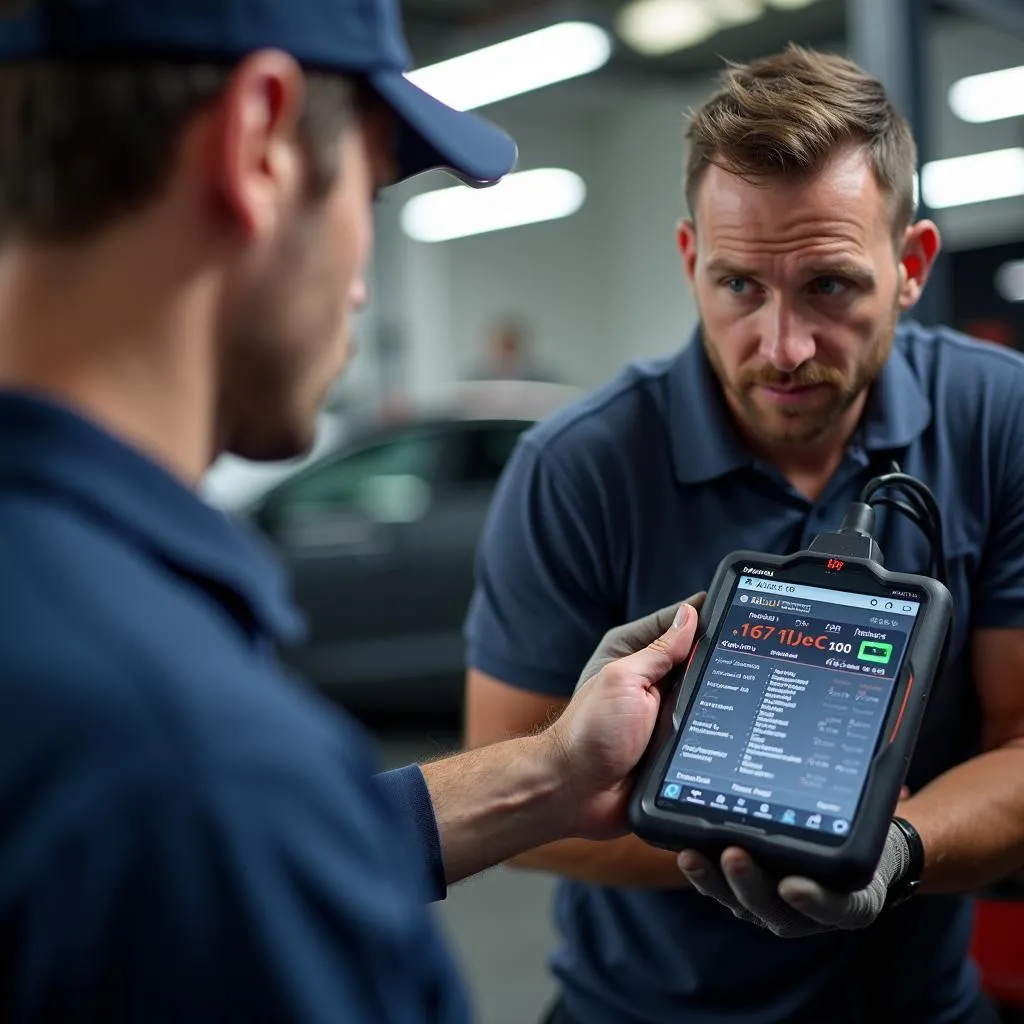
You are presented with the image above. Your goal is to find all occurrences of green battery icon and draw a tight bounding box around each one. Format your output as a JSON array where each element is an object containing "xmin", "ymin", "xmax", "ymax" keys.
[{"xmin": 858, "ymin": 640, "xmax": 893, "ymax": 665}]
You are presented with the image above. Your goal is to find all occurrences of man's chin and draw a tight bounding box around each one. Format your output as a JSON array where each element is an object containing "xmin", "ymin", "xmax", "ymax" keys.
[
  {"xmin": 227, "ymin": 424, "xmax": 318, "ymax": 464},
  {"xmin": 743, "ymin": 408, "xmax": 836, "ymax": 446},
  {"xmin": 742, "ymin": 389, "xmax": 844, "ymax": 439}
]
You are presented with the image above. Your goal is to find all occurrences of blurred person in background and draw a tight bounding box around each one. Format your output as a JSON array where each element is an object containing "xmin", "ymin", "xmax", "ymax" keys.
[
  {"xmin": 0, "ymin": 1, "xmax": 704, "ymax": 1021},
  {"xmin": 465, "ymin": 45, "xmax": 1024, "ymax": 1024},
  {"xmin": 469, "ymin": 316, "xmax": 563, "ymax": 382}
]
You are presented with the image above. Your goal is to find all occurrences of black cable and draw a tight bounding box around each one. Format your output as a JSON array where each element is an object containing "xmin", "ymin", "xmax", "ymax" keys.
[
  {"xmin": 870, "ymin": 496, "xmax": 942, "ymax": 579},
  {"xmin": 857, "ymin": 463, "xmax": 947, "ymax": 586},
  {"xmin": 876, "ymin": 487, "xmax": 943, "ymax": 579},
  {"xmin": 869, "ymin": 496, "xmax": 927, "ymax": 535},
  {"xmin": 860, "ymin": 470, "xmax": 943, "ymax": 535}
]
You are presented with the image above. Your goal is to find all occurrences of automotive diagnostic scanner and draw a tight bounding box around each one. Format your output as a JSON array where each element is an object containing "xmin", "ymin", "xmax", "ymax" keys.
[{"xmin": 629, "ymin": 468, "xmax": 952, "ymax": 892}]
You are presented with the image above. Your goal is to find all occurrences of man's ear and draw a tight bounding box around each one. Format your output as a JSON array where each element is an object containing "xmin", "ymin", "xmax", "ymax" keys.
[
  {"xmin": 897, "ymin": 219, "xmax": 942, "ymax": 311},
  {"xmin": 677, "ymin": 219, "xmax": 698, "ymax": 284},
  {"xmin": 207, "ymin": 50, "xmax": 308, "ymax": 243}
]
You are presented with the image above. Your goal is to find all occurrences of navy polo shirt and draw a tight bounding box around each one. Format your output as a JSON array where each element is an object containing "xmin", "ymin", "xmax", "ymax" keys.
[
  {"xmin": 467, "ymin": 321, "xmax": 1024, "ymax": 1024},
  {"xmin": 0, "ymin": 393, "xmax": 468, "ymax": 1023}
]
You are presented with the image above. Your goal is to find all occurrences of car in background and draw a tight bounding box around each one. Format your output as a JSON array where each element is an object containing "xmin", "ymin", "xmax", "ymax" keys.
[{"xmin": 233, "ymin": 381, "xmax": 581, "ymax": 717}]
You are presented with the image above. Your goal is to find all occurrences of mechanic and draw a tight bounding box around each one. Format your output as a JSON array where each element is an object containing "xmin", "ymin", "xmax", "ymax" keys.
[
  {"xmin": 465, "ymin": 45, "xmax": 1024, "ymax": 1024},
  {"xmin": 0, "ymin": 2, "xmax": 704, "ymax": 1021}
]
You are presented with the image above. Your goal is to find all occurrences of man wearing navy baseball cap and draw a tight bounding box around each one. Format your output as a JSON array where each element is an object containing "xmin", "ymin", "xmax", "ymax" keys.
[{"xmin": 0, "ymin": 1, "xmax": 703, "ymax": 1021}]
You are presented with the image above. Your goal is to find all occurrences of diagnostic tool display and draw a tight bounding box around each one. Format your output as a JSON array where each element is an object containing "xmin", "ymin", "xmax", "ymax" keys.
[{"xmin": 656, "ymin": 572, "xmax": 919, "ymax": 842}]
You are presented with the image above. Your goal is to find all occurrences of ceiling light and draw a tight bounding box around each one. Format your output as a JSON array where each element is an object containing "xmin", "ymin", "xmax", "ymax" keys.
[
  {"xmin": 765, "ymin": 0, "xmax": 820, "ymax": 9},
  {"xmin": 920, "ymin": 148, "xmax": 1024, "ymax": 209},
  {"xmin": 406, "ymin": 22, "xmax": 611, "ymax": 112},
  {"xmin": 400, "ymin": 168, "xmax": 587, "ymax": 243},
  {"xmin": 949, "ymin": 65, "xmax": 1024, "ymax": 124},
  {"xmin": 715, "ymin": 0, "xmax": 766, "ymax": 24},
  {"xmin": 616, "ymin": 0, "xmax": 717, "ymax": 56},
  {"xmin": 996, "ymin": 261, "xmax": 1024, "ymax": 304}
]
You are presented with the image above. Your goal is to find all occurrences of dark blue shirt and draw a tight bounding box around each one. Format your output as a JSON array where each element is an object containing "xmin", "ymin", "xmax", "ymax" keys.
[
  {"xmin": 466, "ymin": 322, "xmax": 1024, "ymax": 1024},
  {"xmin": 0, "ymin": 393, "xmax": 468, "ymax": 1023}
]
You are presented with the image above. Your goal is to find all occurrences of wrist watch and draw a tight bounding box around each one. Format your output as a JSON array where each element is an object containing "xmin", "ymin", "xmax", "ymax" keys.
[{"xmin": 885, "ymin": 816, "xmax": 925, "ymax": 909}]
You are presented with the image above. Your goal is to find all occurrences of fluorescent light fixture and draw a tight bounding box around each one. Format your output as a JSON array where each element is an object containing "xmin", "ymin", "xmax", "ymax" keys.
[
  {"xmin": 996, "ymin": 260, "xmax": 1024, "ymax": 304},
  {"xmin": 714, "ymin": 0, "xmax": 766, "ymax": 25},
  {"xmin": 949, "ymin": 65, "xmax": 1024, "ymax": 124},
  {"xmin": 616, "ymin": 0, "xmax": 718, "ymax": 56},
  {"xmin": 765, "ymin": 0, "xmax": 819, "ymax": 8},
  {"xmin": 400, "ymin": 168, "xmax": 586, "ymax": 243},
  {"xmin": 406, "ymin": 22, "xmax": 611, "ymax": 112},
  {"xmin": 921, "ymin": 148, "xmax": 1024, "ymax": 209}
]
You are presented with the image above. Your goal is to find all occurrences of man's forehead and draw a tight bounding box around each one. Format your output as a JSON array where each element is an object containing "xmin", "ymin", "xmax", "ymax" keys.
[{"xmin": 692, "ymin": 150, "xmax": 890, "ymax": 247}]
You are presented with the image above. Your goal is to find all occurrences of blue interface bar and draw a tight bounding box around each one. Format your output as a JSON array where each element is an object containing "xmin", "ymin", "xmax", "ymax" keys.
[{"xmin": 736, "ymin": 576, "xmax": 920, "ymax": 617}]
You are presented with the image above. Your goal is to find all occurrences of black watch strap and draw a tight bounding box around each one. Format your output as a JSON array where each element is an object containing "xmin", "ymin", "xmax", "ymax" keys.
[{"xmin": 885, "ymin": 816, "xmax": 925, "ymax": 909}]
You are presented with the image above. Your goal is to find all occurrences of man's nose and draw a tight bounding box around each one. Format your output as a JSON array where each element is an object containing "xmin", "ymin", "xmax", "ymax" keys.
[{"xmin": 757, "ymin": 303, "xmax": 816, "ymax": 372}]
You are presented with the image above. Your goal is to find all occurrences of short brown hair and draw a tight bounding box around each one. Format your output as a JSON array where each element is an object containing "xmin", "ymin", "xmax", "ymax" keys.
[
  {"xmin": 685, "ymin": 45, "xmax": 918, "ymax": 237},
  {"xmin": 0, "ymin": 61, "xmax": 367, "ymax": 242}
]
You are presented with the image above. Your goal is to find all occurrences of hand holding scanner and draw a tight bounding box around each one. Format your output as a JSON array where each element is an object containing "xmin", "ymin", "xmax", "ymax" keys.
[{"xmin": 629, "ymin": 470, "xmax": 952, "ymax": 892}]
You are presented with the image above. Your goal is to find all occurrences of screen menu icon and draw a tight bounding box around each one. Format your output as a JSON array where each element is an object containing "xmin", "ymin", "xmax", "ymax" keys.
[{"xmin": 657, "ymin": 784, "xmax": 851, "ymax": 835}]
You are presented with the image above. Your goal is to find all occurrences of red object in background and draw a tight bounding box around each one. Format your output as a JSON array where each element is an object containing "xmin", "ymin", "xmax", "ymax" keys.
[
  {"xmin": 964, "ymin": 318, "xmax": 1018, "ymax": 349},
  {"xmin": 971, "ymin": 894, "xmax": 1024, "ymax": 1008}
]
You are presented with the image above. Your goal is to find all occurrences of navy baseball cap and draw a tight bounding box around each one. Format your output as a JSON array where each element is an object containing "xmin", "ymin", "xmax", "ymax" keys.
[{"xmin": 0, "ymin": 0, "xmax": 518, "ymax": 187}]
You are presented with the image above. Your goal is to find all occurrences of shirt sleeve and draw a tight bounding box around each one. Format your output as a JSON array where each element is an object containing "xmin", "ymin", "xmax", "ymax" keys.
[
  {"xmin": 375, "ymin": 765, "xmax": 446, "ymax": 902},
  {"xmin": 974, "ymin": 393, "xmax": 1024, "ymax": 628},
  {"xmin": 465, "ymin": 435, "xmax": 622, "ymax": 697},
  {"xmin": 10, "ymin": 751, "xmax": 470, "ymax": 1024}
]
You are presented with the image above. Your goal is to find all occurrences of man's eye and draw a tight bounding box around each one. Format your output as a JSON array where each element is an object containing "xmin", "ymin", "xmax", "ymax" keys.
[
  {"xmin": 725, "ymin": 277, "xmax": 750, "ymax": 295},
  {"xmin": 810, "ymin": 276, "xmax": 848, "ymax": 297}
]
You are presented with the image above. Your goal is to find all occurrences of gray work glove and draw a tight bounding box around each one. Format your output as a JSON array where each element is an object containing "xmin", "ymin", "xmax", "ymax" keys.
[
  {"xmin": 678, "ymin": 822, "xmax": 911, "ymax": 938},
  {"xmin": 574, "ymin": 594, "xmax": 706, "ymax": 693}
]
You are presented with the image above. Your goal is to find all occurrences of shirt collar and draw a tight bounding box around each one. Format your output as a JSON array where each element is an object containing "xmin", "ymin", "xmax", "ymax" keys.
[
  {"xmin": 0, "ymin": 391, "xmax": 305, "ymax": 644},
  {"xmin": 666, "ymin": 324, "xmax": 932, "ymax": 486},
  {"xmin": 857, "ymin": 324, "xmax": 932, "ymax": 451},
  {"xmin": 666, "ymin": 333, "xmax": 756, "ymax": 485}
]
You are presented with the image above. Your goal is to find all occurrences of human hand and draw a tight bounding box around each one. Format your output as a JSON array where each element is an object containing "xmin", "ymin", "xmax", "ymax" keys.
[
  {"xmin": 677, "ymin": 822, "xmax": 911, "ymax": 938},
  {"xmin": 545, "ymin": 601, "xmax": 700, "ymax": 840},
  {"xmin": 573, "ymin": 593, "xmax": 706, "ymax": 693}
]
